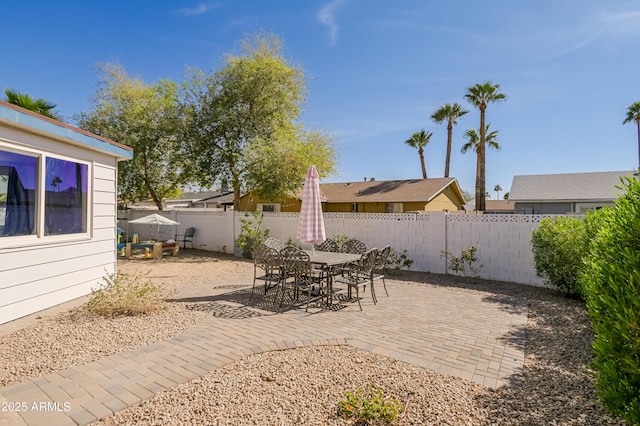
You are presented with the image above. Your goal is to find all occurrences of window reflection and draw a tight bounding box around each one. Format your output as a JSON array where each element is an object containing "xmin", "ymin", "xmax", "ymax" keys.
[
  {"xmin": 0, "ymin": 150, "xmax": 37, "ymax": 236},
  {"xmin": 45, "ymin": 157, "xmax": 88, "ymax": 235}
]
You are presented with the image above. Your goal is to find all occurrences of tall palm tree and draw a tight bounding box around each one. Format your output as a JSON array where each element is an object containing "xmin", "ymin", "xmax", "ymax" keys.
[
  {"xmin": 405, "ymin": 129, "xmax": 432, "ymax": 179},
  {"xmin": 464, "ymin": 81, "xmax": 506, "ymax": 211},
  {"xmin": 623, "ymin": 101, "xmax": 640, "ymax": 168},
  {"xmin": 494, "ymin": 184, "xmax": 502, "ymax": 199},
  {"xmin": 3, "ymin": 88, "xmax": 62, "ymax": 120},
  {"xmin": 461, "ymin": 125, "xmax": 501, "ymax": 154},
  {"xmin": 431, "ymin": 103, "xmax": 468, "ymax": 178}
]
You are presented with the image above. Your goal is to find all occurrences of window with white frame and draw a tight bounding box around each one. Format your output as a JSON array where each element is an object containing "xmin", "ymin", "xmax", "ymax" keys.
[{"xmin": 0, "ymin": 146, "xmax": 90, "ymax": 239}]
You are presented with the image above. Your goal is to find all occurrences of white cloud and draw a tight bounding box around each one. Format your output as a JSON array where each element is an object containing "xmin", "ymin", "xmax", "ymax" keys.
[
  {"xmin": 176, "ymin": 2, "xmax": 227, "ymax": 16},
  {"xmin": 317, "ymin": 0, "xmax": 348, "ymax": 44}
]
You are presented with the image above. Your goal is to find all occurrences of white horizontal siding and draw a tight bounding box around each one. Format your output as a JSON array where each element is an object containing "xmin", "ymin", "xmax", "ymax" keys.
[
  {"xmin": 0, "ymin": 139, "xmax": 120, "ymax": 324},
  {"xmin": 0, "ymin": 264, "xmax": 114, "ymax": 324}
]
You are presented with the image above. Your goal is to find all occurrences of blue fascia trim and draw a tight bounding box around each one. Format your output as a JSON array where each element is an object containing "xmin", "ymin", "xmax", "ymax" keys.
[{"xmin": 0, "ymin": 104, "xmax": 133, "ymax": 160}]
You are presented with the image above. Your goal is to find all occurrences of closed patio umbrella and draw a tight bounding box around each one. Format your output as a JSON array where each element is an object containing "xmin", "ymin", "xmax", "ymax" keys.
[
  {"xmin": 297, "ymin": 165, "xmax": 326, "ymax": 252},
  {"xmin": 128, "ymin": 213, "xmax": 180, "ymax": 241}
]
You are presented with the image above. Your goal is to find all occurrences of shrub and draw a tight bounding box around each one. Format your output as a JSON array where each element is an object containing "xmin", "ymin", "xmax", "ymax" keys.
[
  {"xmin": 236, "ymin": 210, "xmax": 270, "ymax": 258},
  {"xmin": 579, "ymin": 176, "xmax": 640, "ymax": 424},
  {"xmin": 86, "ymin": 271, "xmax": 173, "ymax": 317},
  {"xmin": 530, "ymin": 216, "xmax": 588, "ymax": 297},
  {"xmin": 338, "ymin": 385, "xmax": 403, "ymax": 424},
  {"xmin": 387, "ymin": 248, "xmax": 414, "ymax": 271},
  {"xmin": 441, "ymin": 245, "xmax": 482, "ymax": 279}
]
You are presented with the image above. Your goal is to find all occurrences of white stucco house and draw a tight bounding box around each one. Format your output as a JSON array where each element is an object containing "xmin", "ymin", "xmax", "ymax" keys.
[{"xmin": 0, "ymin": 101, "xmax": 133, "ymax": 324}]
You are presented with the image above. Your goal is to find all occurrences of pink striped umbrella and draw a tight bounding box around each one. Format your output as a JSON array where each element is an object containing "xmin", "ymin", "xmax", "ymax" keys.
[{"xmin": 297, "ymin": 165, "xmax": 326, "ymax": 248}]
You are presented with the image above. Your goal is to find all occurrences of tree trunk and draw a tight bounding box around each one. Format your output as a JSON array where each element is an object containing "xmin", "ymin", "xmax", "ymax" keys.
[
  {"xmin": 419, "ymin": 147, "xmax": 427, "ymax": 179},
  {"xmin": 637, "ymin": 120, "xmax": 640, "ymax": 169},
  {"xmin": 444, "ymin": 120, "xmax": 453, "ymax": 178},
  {"xmin": 476, "ymin": 104, "xmax": 486, "ymax": 211}
]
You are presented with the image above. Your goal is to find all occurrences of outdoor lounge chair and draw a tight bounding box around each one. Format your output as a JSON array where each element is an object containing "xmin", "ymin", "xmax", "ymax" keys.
[{"xmin": 175, "ymin": 227, "xmax": 195, "ymax": 249}]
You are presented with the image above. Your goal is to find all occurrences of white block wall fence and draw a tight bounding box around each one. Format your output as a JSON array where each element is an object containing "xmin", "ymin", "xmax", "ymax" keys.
[{"xmin": 119, "ymin": 210, "xmax": 558, "ymax": 286}]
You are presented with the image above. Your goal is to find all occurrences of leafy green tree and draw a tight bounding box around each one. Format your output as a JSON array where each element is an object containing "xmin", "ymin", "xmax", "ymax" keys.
[
  {"xmin": 461, "ymin": 125, "xmax": 500, "ymax": 154},
  {"xmin": 464, "ymin": 81, "xmax": 506, "ymax": 211},
  {"xmin": 404, "ymin": 129, "xmax": 432, "ymax": 178},
  {"xmin": 4, "ymin": 88, "xmax": 62, "ymax": 120},
  {"xmin": 494, "ymin": 184, "xmax": 502, "ymax": 199},
  {"xmin": 623, "ymin": 101, "xmax": 640, "ymax": 168},
  {"xmin": 503, "ymin": 192, "xmax": 509, "ymax": 200},
  {"xmin": 184, "ymin": 32, "xmax": 333, "ymax": 208},
  {"xmin": 431, "ymin": 103, "xmax": 468, "ymax": 178},
  {"xmin": 245, "ymin": 126, "xmax": 336, "ymax": 201},
  {"xmin": 76, "ymin": 63, "xmax": 192, "ymax": 210}
]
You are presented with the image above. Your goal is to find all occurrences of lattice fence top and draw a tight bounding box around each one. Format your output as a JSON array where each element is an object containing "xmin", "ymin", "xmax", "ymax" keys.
[
  {"xmin": 260, "ymin": 212, "xmax": 432, "ymax": 221},
  {"xmin": 445, "ymin": 214, "xmax": 571, "ymax": 223}
]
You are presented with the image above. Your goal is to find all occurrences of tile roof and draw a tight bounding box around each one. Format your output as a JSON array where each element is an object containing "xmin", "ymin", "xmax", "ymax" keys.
[
  {"xmin": 315, "ymin": 178, "xmax": 462, "ymax": 203},
  {"xmin": 509, "ymin": 171, "xmax": 635, "ymax": 202}
]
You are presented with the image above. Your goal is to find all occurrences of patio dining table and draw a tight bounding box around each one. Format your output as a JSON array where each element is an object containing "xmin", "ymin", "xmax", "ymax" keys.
[{"xmin": 304, "ymin": 250, "xmax": 361, "ymax": 305}]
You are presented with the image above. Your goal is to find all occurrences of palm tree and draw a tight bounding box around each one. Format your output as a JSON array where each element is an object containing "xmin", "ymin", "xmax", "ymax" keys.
[
  {"xmin": 405, "ymin": 129, "xmax": 432, "ymax": 179},
  {"xmin": 431, "ymin": 103, "xmax": 468, "ymax": 178},
  {"xmin": 623, "ymin": 101, "xmax": 640, "ymax": 168},
  {"xmin": 464, "ymin": 81, "xmax": 506, "ymax": 211},
  {"xmin": 461, "ymin": 125, "xmax": 501, "ymax": 154},
  {"xmin": 494, "ymin": 184, "xmax": 502, "ymax": 199},
  {"xmin": 3, "ymin": 88, "xmax": 62, "ymax": 120}
]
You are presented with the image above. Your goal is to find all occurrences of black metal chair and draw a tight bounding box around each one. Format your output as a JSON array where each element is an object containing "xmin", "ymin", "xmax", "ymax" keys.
[
  {"xmin": 249, "ymin": 244, "xmax": 283, "ymax": 302},
  {"xmin": 314, "ymin": 238, "xmax": 339, "ymax": 252},
  {"xmin": 263, "ymin": 237, "xmax": 286, "ymax": 251},
  {"xmin": 279, "ymin": 246, "xmax": 323, "ymax": 312},
  {"xmin": 175, "ymin": 227, "xmax": 196, "ymax": 249},
  {"xmin": 334, "ymin": 248, "xmax": 378, "ymax": 310},
  {"xmin": 372, "ymin": 245, "xmax": 392, "ymax": 297}
]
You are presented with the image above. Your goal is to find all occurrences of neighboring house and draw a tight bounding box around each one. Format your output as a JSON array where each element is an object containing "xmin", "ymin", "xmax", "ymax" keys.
[
  {"xmin": 165, "ymin": 190, "xmax": 234, "ymax": 209},
  {"xmin": 240, "ymin": 178, "xmax": 466, "ymax": 213},
  {"xmin": 0, "ymin": 101, "xmax": 133, "ymax": 324},
  {"xmin": 484, "ymin": 200, "xmax": 515, "ymax": 214},
  {"xmin": 509, "ymin": 170, "xmax": 634, "ymax": 214}
]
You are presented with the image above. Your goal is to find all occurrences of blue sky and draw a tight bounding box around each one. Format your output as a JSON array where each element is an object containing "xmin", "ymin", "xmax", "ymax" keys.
[{"xmin": 3, "ymin": 1, "xmax": 640, "ymax": 197}]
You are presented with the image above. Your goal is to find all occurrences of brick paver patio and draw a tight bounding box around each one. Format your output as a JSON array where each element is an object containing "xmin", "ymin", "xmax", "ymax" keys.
[{"xmin": 0, "ymin": 264, "xmax": 527, "ymax": 425}]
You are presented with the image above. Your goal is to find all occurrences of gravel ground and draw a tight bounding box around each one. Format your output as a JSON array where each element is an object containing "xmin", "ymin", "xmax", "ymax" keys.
[{"xmin": 0, "ymin": 252, "xmax": 626, "ymax": 425}]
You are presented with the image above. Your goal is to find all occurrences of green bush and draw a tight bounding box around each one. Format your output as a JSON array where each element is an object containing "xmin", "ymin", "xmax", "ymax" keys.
[
  {"xmin": 579, "ymin": 176, "xmax": 640, "ymax": 424},
  {"xmin": 338, "ymin": 385, "xmax": 403, "ymax": 424},
  {"xmin": 441, "ymin": 245, "xmax": 482, "ymax": 279},
  {"xmin": 236, "ymin": 210, "xmax": 270, "ymax": 258},
  {"xmin": 86, "ymin": 271, "xmax": 173, "ymax": 317},
  {"xmin": 530, "ymin": 216, "xmax": 588, "ymax": 297}
]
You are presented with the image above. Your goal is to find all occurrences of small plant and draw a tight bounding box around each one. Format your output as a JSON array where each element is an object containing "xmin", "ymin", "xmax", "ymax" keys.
[
  {"xmin": 387, "ymin": 248, "xmax": 414, "ymax": 271},
  {"xmin": 236, "ymin": 210, "xmax": 270, "ymax": 258},
  {"xmin": 441, "ymin": 245, "xmax": 482, "ymax": 279},
  {"xmin": 332, "ymin": 233, "xmax": 349, "ymax": 251},
  {"xmin": 85, "ymin": 271, "xmax": 174, "ymax": 317},
  {"xmin": 338, "ymin": 385, "xmax": 403, "ymax": 425}
]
